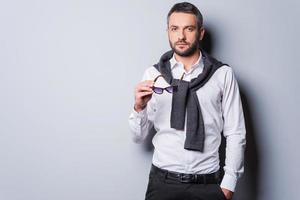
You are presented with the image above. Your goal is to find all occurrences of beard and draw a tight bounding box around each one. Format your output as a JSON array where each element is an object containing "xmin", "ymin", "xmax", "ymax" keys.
[{"xmin": 169, "ymin": 36, "xmax": 200, "ymax": 57}]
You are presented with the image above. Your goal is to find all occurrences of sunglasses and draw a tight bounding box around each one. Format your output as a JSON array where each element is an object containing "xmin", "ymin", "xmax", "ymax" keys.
[
  {"xmin": 151, "ymin": 73, "xmax": 184, "ymax": 94},
  {"xmin": 152, "ymin": 85, "xmax": 178, "ymax": 94}
]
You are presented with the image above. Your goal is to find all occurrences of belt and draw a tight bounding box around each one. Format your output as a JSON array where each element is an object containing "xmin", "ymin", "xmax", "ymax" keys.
[{"xmin": 151, "ymin": 164, "xmax": 220, "ymax": 184}]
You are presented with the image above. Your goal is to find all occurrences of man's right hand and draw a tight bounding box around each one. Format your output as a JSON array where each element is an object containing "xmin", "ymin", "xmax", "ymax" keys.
[{"xmin": 134, "ymin": 80, "xmax": 154, "ymax": 112}]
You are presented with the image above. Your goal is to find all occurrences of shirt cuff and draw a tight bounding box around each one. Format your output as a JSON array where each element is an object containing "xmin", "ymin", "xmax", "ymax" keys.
[
  {"xmin": 131, "ymin": 107, "xmax": 148, "ymax": 125},
  {"xmin": 220, "ymin": 173, "xmax": 237, "ymax": 192}
]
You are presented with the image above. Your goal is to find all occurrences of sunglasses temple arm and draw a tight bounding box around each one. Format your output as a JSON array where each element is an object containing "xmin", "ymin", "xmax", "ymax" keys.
[
  {"xmin": 153, "ymin": 74, "xmax": 164, "ymax": 83},
  {"xmin": 180, "ymin": 72, "xmax": 185, "ymax": 80}
]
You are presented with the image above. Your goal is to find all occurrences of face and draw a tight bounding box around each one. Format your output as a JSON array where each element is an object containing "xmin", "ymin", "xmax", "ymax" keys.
[{"xmin": 167, "ymin": 12, "xmax": 205, "ymax": 57}]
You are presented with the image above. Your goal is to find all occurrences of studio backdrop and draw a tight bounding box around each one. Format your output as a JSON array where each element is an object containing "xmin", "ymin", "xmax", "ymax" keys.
[{"xmin": 0, "ymin": 0, "xmax": 299, "ymax": 200}]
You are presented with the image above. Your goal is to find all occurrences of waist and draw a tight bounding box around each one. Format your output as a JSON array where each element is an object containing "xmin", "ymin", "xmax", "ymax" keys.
[
  {"xmin": 152, "ymin": 149, "xmax": 221, "ymax": 174},
  {"xmin": 151, "ymin": 164, "xmax": 221, "ymax": 184}
]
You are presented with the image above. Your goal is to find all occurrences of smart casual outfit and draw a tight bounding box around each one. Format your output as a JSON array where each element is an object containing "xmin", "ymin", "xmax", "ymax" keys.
[{"xmin": 129, "ymin": 50, "xmax": 246, "ymax": 200}]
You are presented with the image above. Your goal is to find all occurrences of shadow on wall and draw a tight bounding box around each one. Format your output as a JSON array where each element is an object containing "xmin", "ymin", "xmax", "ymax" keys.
[
  {"xmin": 141, "ymin": 28, "xmax": 261, "ymax": 200},
  {"xmin": 235, "ymin": 89, "xmax": 261, "ymax": 200}
]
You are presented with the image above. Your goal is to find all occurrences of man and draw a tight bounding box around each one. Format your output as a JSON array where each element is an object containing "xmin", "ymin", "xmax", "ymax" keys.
[{"xmin": 129, "ymin": 2, "xmax": 246, "ymax": 200}]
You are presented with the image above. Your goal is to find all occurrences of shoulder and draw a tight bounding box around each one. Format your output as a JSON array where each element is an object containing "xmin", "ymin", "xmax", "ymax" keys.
[
  {"xmin": 214, "ymin": 64, "xmax": 233, "ymax": 78},
  {"xmin": 212, "ymin": 65, "xmax": 239, "ymax": 90}
]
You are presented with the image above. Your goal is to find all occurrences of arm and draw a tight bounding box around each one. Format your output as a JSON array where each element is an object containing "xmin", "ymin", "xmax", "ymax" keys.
[
  {"xmin": 129, "ymin": 102, "xmax": 155, "ymax": 143},
  {"xmin": 128, "ymin": 69, "xmax": 156, "ymax": 143},
  {"xmin": 220, "ymin": 67, "xmax": 246, "ymax": 195}
]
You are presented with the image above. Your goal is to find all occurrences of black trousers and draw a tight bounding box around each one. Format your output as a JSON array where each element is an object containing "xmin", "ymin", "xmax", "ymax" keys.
[{"xmin": 145, "ymin": 165, "xmax": 227, "ymax": 200}]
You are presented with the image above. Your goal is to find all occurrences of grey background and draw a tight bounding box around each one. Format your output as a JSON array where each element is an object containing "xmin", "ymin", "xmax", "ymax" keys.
[{"xmin": 0, "ymin": 0, "xmax": 299, "ymax": 200}]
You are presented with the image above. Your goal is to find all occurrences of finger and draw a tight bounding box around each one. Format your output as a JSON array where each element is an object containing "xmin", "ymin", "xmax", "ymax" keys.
[
  {"xmin": 136, "ymin": 86, "xmax": 153, "ymax": 92},
  {"xmin": 135, "ymin": 80, "xmax": 154, "ymax": 92},
  {"xmin": 137, "ymin": 91, "xmax": 153, "ymax": 98},
  {"xmin": 141, "ymin": 80, "xmax": 154, "ymax": 87}
]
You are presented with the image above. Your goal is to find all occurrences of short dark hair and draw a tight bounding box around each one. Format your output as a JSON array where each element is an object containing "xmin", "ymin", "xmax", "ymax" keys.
[{"xmin": 167, "ymin": 2, "xmax": 203, "ymax": 28}]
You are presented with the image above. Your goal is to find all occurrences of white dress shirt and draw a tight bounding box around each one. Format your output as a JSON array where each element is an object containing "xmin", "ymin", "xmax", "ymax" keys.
[{"xmin": 128, "ymin": 51, "xmax": 246, "ymax": 192}]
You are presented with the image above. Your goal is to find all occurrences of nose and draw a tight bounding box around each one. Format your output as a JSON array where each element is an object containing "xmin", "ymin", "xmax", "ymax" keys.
[{"xmin": 177, "ymin": 29, "xmax": 186, "ymax": 40}]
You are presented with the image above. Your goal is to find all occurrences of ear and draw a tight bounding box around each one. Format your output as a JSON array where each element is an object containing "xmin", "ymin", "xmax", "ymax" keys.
[{"xmin": 199, "ymin": 27, "xmax": 205, "ymax": 41}]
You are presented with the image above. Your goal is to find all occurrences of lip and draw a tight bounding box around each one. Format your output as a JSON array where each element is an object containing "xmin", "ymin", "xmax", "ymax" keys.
[
  {"xmin": 176, "ymin": 44, "xmax": 188, "ymax": 48},
  {"xmin": 177, "ymin": 44, "xmax": 188, "ymax": 49}
]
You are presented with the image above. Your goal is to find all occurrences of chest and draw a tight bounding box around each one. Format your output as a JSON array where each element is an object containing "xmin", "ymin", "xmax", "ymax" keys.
[{"xmin": 153, "ymin": 77, "xmax": 223, "ymax": 114}]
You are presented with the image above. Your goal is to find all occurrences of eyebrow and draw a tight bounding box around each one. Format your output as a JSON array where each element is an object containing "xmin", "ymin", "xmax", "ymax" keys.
[{"xmin": 169, "ymin": 25, "xmax": 196, "ymax": 29}]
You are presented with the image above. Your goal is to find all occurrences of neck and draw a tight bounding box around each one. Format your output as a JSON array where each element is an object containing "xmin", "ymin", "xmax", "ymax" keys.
[{"xmin": 174, "ymin": 49, "xmax": 200, "ymax": 71}]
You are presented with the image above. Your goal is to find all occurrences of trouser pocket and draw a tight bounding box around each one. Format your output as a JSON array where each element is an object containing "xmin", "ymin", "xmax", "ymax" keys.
[{"xmin": 215, "ymin": 184, "xmax": 227, "ymax": 200}]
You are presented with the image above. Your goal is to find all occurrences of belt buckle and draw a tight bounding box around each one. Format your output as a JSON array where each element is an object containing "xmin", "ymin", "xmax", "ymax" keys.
[{"xmin": 180, "ymin": 174, "xmax": 193, "ymax": 183}]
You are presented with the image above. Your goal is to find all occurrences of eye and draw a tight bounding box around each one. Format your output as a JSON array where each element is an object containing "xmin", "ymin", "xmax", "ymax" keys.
[
  {"xmin": 170, "ymin": 27, "xmax": 178, "ymax": 31},
  {"xmin": 187, "ymin": 27, "xmax": 195, "ymax": 32}
]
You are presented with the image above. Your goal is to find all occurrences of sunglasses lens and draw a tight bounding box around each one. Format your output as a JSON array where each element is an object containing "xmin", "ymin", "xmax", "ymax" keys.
[
  {"xmin": 165, "ymin": 86, "xmax": 174, "ymax": 93},
  {"xmin": 172, "ymin": 85, "xmax": 178, "ymax": 92},
  {"xmin": 153, "ymin": 87, "xmax": 163, "ymax": 94},
  {"xmin": 166, "ymin": 86, "xmax": 178, "ymax": 93}
]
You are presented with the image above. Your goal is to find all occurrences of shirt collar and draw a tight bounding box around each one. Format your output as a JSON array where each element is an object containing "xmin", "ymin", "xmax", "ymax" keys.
[{"xmin": 169, "ymin": 51, "xmax": 203, "ymax": 70}]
